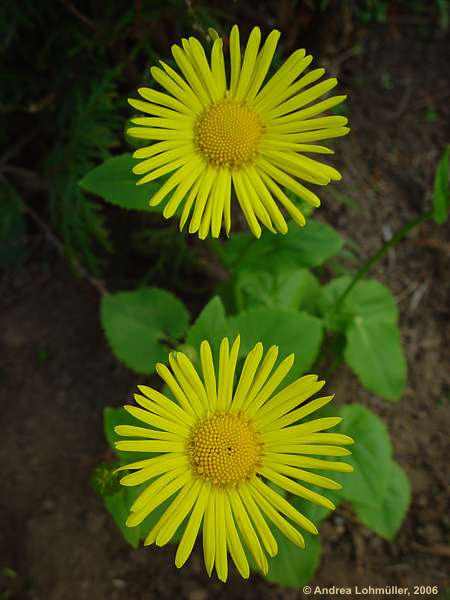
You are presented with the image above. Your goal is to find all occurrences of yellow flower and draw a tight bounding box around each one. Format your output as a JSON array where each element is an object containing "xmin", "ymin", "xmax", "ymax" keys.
[
  {"xmin": 128, "ymin": 25, "xmax": 349, "ymax": 239},
  {"xmin": 115, "ymin": 336, "xmax": 354, "ymax": 581}
]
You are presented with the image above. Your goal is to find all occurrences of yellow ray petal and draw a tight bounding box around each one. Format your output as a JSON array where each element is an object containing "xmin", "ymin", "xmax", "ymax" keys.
[
  {"xmin": 124, "ymin": 403, "xmax": 188, "ymax": 436},
  {"xmin": 228, "ymin": 488, "xmax": 268, "ymax": 575},
  {"xmin": 246, "ymin": 29, "xmax": 281, "ymax": 102},
  {"xmin": 264, "ymin": 461, "xmax": 342, "ymax": 490},
  {"xmin": 171, "ymin": 45, "xmax": 211, "ymax": 107},
  {"xmin": 203, "ymin": 490, "xmax": 216, "ymax": 576},
  {"xmin": 264, "ymin": 452, "xmax": 354, "ymax": 472},
  {"xmin": 135, "ymin": 386, "xmax": 195, "ymax": 427},
  {"xmin": 260, "ymin": 395, "xmax": 335, "ymax": 432},
  {"xmin": 175, "ymin": 481, "xmax": 211, "ymax": 568},
  {"xmin": 259, "ymin": 466, "xmax": 335, "ymax": 510},
  {"xmin": 231, "ymin": 341, "xmax": 264, "ymax": 412},
  {"xmin": 119, "ymin": 455, "xmax": 188, "ymax": 487},
  {"xmin": 235, "ymin": 27, "xmax": 261, "ymax": 101},
  {"xmin": 267, "ymin": 78, "xmax": 338, "ymax": 120},
  {"xmin": 244, "ymin": 353, "xmax": 296, "ymax": 418},
  {"xmin": 232, "ymin": 169, "xmax": 262, "ymax": 238},
  {"xmin": 168, "ymin": 352, "xmax": 206, "ymax": 419},
  {"xmin": 211, "ymin": 38, "xmax": 227, "ymax": 97},
  {"xmin": 248, "ymin": 482, "xmax": 305, "ymax": 547},
  {"xmin": 138, "ymin": 86, "xmax": 196, "ymax": 115},
  {"xmin": 200, "ymin": 340, "xmax": 217, "ymax": 411},
  {"xmin": 254, "ymin": 49, "xmax": 308, "ymax": 111},
  {"xmin": 214, "ymin": 489, "xmax": 229, "ymax": 582},
  {"xmin": 256, "ymin": 168, "xmax": 307, "ymax": 227},
  {"xmin": 153, "ymin": 478, "xmax": 203, "ymax": 546},
  {"xmin": 229, "ymin": 25, "xmax": 241, "ymax": 97},
  {"xmin": 241, "ymin": 344, "xmax": 279, "ymax": 412},
  {"xmin": 224, "ymin": 492, "xmax": 250, "ymax": 578},
  {"xmin": 238, "ymin": 486, "xmax": 278, "ymax": 556},
  {"xmin": 252, "ymin": 477, "xmax": 318, "ymax": 534},
  {"xmin": 245, "ymin": 168, "xmax": 288, "ymax": 234},
  {"xmin": 114, "ymin": 424, "xmax": 182, "ymax": 442}
]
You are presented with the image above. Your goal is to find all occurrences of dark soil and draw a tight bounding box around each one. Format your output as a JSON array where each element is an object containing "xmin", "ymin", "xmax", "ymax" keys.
[{"xmin": 1, "ymin": 25, "xmax": 449, "ymax": 600}]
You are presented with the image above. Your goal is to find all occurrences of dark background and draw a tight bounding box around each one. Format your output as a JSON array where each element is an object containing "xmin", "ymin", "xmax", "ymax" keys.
[{"xmin": 1, "ymin": 1, "xmax": 449, "ymax": 598}]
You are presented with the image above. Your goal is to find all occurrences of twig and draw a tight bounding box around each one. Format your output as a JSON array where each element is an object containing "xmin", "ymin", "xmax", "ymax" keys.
[
  {"xmin": 0, "ymin": 132, "xmax": 37, "ymax": 167},
  {"xmin": 25, "ymin": 204, "xmax": 107, "ymax": 296},
  {"xmin": 0, "ymin": 165, "xmax": 47, "ymax": 192},
  {"xmin": 59, "ymin": 0, "xmax": 96, "ymax": 30},
  {"xmin": 411, "ymin": 542, "xmax": 450, "ymax": 558}
]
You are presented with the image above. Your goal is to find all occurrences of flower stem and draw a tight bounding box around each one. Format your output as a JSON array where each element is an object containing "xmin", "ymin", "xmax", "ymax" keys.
[{"xmin": 332, "ymin": 208, "xmax": 433, "ymax": 314}]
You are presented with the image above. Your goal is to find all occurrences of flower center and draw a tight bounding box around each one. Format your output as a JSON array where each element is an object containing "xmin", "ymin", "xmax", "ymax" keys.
[
  {"xmin": 195, "ymin": 99, "xmax": 264, "ymax": 167},
  {"xmin": 189, "ymin": 411, "xmax": 262, "ymax": 487}
]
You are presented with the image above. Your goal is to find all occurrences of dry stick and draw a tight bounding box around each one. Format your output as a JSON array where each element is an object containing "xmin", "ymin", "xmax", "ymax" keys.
[
  {"xmin": 59, "ymin": 0, "xmax": 96, "ymax": 30},
  {"xmin": 25, "ymin": 204, "xmax": 107, "ymax": 296}
]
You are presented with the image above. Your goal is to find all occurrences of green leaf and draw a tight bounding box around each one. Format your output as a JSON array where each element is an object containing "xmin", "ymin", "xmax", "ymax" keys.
[
  {"xmin": 233, "ymin": 267, "xmax": 321, "ymax": 313},
  {"xmin": 215, "ymin": 220, "xmax": 343, "ymax": 272},
  {"xmin": 79, "ymin": 154, "xmax": 163, "ymax": 211},
  {"xmin": 319, "ymin": 277, "xmax": 406, "ymax": 400},
  {"xmin": 319, "ymin": 276, "xmax": 398, "ymax": 330},
  {"xmin": 334, "ymin": 405, "xmax": 392, "ymax": 508},
  {"xmin": 0, "ymin": 184, "xmax": 27, "ymax": 268},
  {"xmin": 264, "ymin": 529, "xmax": 321, "ymax": 588},
  {"xmin": 101, "ymin": 287, "xmax": 189, "ymax": 374},
  {"xmin": 345, "ymin": 318, "xmax": 407, "ymax": 400},
  {"xmin": 229, "ymin": 307, "xmax": 323, "ymax": 378},
  {"xmin": 104, "ymin": 491, "xmax": 140, "ymax": 548},
  {"xmin": 185, "ymin": 296, "xmax": 231, "ymax": 362},
  {"xmin": 432, "ymin": 145, "xmax": 450, "ymax": 224},
  {"xmin": 353, "ymin": 460, "xmax": 411, "ymax": 540}
]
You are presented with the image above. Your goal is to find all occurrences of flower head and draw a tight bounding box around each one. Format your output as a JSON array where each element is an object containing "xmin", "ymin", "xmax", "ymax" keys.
[
  {"xmin": 128, "ymin": 25, "xmax": 349, "ymax": 239},
  {"xmin": 115, "ymin": 337, "xmax": 354, "ymax": 581}
]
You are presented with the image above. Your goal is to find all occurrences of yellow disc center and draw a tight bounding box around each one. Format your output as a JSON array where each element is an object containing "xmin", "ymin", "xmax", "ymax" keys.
[
  {"xmin": 195, "ymin": 99, "xmax": 264, "ymax": 167},
  {"xmin": 189, "ymin": 411, "xmax": 262, "ymax": 487}
]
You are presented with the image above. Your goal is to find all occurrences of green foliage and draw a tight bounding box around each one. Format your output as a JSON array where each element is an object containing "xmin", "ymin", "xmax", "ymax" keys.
[
  {"xmin": 185, "ymin": 296, "xmax": 323, "ymax": 378},
  {"xmin": 79, "ymin": 154, "xmax": 162, "ymax": 212},
  {"xmin": 101, "ymin": 287, "xmax": 190, "ymax": 374},
  {"xmin": 186, "ymin": 296, "xmax": 230, "ymax": 362},
  {"xmin": 230, "ymin": 266, "xmax": 320, "ymax": 313},
  {"xmin": 229, "ymin": 307, "xmax": 323, "ymax": 378},
  {"xmin": 213, "ymin": 220, "xmax": 343, "ymax": 272},
  {"xmin": 0, "ymin": 184, "xmax": 26, "ymax": 267},
  {"xmin": 353, "ymin": 460, "xmax": 411, "ymax": 541},
  {"xmin": 333, "ymin": 405, "xmax": 410, "ymax": 540},
  {"xmin": 104, "ymin": 490, "xmax": 141, "ymax": 548},
  {"xmin": 335, "ymin": 405, "xmax": 392, "ymax": 506},
  {"xmin": 432, "ymin": 145, "xmax": 450, "ymax": 225},
  {"xmin": 319, "ymin": 277, "xmax": 406, "ymax": 400},
  {"xmin": 345, "ymin": 320, "xmax": 406, "ymax": 401},
  {"xmin": 47, "ymin": 69, "xmax": 122, "ymax": 273}
]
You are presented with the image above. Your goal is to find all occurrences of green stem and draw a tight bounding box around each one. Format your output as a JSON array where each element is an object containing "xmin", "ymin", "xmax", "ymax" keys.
[
  {"xmin": 332, "ymin": 208, "xmax": 432, "ymax": 314},
  {"xmin": 311, "ymin": 208, "xmax": 432, "ymax": 375}
]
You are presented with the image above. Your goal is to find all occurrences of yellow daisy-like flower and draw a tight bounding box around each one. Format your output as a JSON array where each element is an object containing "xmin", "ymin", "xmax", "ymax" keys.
[
  {"xmin": 115, "ymin": 336, "xmax": 354, "ymax": 581},
  {"xmin": 128, "ymin": 25, "xmax": 349, "ymax": 239}
]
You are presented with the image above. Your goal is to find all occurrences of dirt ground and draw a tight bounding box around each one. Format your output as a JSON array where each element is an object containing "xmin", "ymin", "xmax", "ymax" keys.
[{"xmin": 1, "ymin": 25, "xmax": 449, "ymax": 600}]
